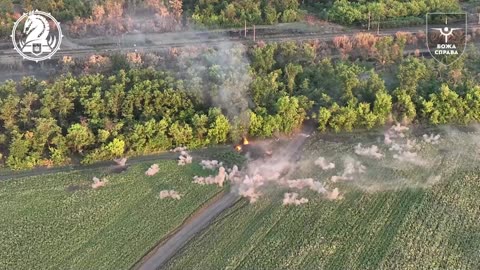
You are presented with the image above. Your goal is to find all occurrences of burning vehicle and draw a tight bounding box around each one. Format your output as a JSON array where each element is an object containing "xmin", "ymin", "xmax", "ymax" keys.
[{"xmin": 234, "ymin": 137, "xmax": 273, "ymax": 159}]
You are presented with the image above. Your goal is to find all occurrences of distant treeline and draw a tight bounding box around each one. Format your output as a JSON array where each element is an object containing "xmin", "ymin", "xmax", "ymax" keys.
[
  {"xmin": 0, "ymin": 0, "xmax": 465, "ymax": 38},
  {"xmin": 326, "ymin": 0, "xmax": 460, "ymax": 25}
]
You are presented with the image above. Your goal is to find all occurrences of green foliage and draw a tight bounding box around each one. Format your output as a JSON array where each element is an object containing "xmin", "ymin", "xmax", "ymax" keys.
[
  {"xmin": 328, "ymin": 0, "xmax": 460, "ymax": 26},
  {"xmin": 0, "ymin": 68, "xmax": 239, "ymax": 168},
  {"xmin": 251, "ymin": 44, "xmax": 277, "ymax": 74},
  {"xmin": 422, "ymin": 84, "xmax": 467, "ymax": 125},
  {"xmin": 66, "ymin": 123, "xmax": 95, "ymax": 153},
  {"xmin": 3, "ymin": 40, "xmax": 480, "ymax": 168},
  {"xmin": 317, "ymin": 107, "xmax": 331, "ymax": 132},
  {"xmin": 398, "ymin": 57, "xmax": 429, "ymax": 96},
  {"xmin": 276, "ymin": 96, "xmax": 306, "ymax": 134},
  {"xmin": 191, "ymin": 0, "xmax": 300, "ymax": 27},
  {"xmin": 6, "ymin": 132, "xmax": 38, "ymax": 170},
  {"xmin": 329, "ymin": 103, "xmax": 358, "ymax": 132},
  {"xmin": 169, "ymin": 122, "xmax": 194, "ymax": 147},
  {"xmin": 373, "ymin": 91, "xmax": 393, "ymax": 125},
  {"xmin": 284, "ymin": 63, "xmax": 303, "ymax": 95},
  {"xmin": 207, "ymin": 112, "xmax": 231, "ymax": 144},
  {"xmin": 394, "ymin": 90, "xmax": 417, "ymax": 124}
]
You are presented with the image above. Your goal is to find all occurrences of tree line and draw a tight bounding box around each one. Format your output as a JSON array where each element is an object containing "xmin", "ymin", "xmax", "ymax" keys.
[
  {"xmin": 191, "ymin": 0, "xmax": 300, "ymax": 26},
  {"xmin": 2, "ymin": 35, "xmax": 480, "ymax": 169},
  {"xmin": 327, "ymin": 0, "xmax": 460, "ymax": 26}
]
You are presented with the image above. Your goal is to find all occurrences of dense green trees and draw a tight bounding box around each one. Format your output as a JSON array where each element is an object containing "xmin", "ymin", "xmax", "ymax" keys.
[
  {"xmin": 0, "ymin": 68, "xmax": 238, "ymax": 169},
  {"xmin": 3, "ymin": 35, "xmax": 480, "ymax": 169},
  {"xmin": 191, "ymin": 0, "xmax": 300, "ymax": 26},
  {"xmin": 328, "ymin": 0, "xmax": 460, "ymax": 26}
]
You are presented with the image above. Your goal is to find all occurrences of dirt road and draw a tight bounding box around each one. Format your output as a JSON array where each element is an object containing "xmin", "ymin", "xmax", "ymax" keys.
[
  {"xmin": 136, "ymin": 192, "xmax": 240, "ymax": 270},
  {"xmin": 0, "ymin": 146, "xmax": 231, "ymax": 182}
]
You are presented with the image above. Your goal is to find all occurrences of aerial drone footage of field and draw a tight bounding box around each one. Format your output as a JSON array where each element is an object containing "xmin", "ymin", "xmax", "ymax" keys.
[{"xmin": 3, "ymin": 0, "xmax": 480, "ymax": 269}]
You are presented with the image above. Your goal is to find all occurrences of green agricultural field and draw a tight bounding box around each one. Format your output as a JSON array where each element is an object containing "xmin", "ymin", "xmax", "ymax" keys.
[
  {"xmin": 0, "ymin": 159, "xmax": 224, "ymax": 270},
  {"xmin": 165, "ymin": 131, "xmax": 480, "ymax": 270}
]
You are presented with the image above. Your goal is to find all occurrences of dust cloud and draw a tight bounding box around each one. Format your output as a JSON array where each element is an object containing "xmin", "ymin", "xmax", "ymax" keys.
[
  {"xmin": 145, "ymin": 164, "xmax": 160, "ymax": 176},
  {"xmin": 159, "ymin": 190, "xmax": 182, "ymax": 200},
  {"xmin": 193, "ymin": 167, "xmax": 227, "ymax": 187},
  {"xmin": 314, "ymin": 157, "xmax": 335, "ymax": 170},
  {"xmin": 178, "ymin": 151, "xmax": 193, "ymax": 166},
  {"xmin": 92, "ymin": 177, "xmax": 108, "ymax": 189},
  {"xmin": 282, "ymin": 192, "xmax": 309, "ymax": 206}
]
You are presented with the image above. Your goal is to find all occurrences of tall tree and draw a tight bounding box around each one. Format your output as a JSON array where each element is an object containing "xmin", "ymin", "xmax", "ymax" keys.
[
  {"xmin": 284, "ymin": 63, "xmax": 303, "ymax": 95},
  {"xmin": 65, "ymin": 123, "xmax": 95, "ymax": 153}
]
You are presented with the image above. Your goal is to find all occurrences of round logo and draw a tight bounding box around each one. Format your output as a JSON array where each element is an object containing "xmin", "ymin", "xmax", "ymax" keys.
[{"xmin": 11, "ymin": 10, "xmax": 63, "ymax": 62}]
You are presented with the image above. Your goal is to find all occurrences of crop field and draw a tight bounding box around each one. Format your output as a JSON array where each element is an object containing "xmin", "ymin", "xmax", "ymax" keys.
[
  {"xmin": 0, "ymin": 159, "xmax": 225, "ymax": 270},
  {"xmin": 166, "ymin": 129, "xmax": 480, "ymax": 270}
]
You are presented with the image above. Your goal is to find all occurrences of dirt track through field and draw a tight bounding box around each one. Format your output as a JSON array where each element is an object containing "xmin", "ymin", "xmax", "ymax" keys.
[{"xmin": 136, "ymin": 192, "xmax": 240, "ymax": 270}]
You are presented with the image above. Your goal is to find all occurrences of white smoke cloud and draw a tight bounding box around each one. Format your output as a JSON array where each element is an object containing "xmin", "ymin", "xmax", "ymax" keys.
[
  {"xmin": 382, "ymin": 124, "xmax": 431, "ymax": 166},
  {"xmin": 354, "ymin": 143, "xmax": 384, "ymax": 159},
  {"xmin": 200, "ymin": 160, "xmax": 223, "ymax": 170},
  {"xmin": 159, "ymin": 190, "xmax": 182, "ymax": 200},
  {"xmin": 331, "ymin": 157, "xmax": 366, "ymax": 182},
  {"xmin": 193, "ymin": 167, "xmax": 227, "ymax": 187},
  {"xmin": 92, "ymin": 176, "xmax": 107, "ymax": 189},
  {"xmin": 171, "ymin": 146, "xmax": 187, "ymax": 153},
  {"xmin": 325, "ymin": 188, "xmax": 342, "ymax": 200},
  {"xmin": 177, "ymin": 41, "xmax": 252, "ymax": 128},
  {"xmin": 230, "ymin": 174, "xmax": 266, "ymax": 203},
  {"xmin": 178, "ymin": 151, "xmax": 193, "ymax": 166},
  {"xmin": 384, "ymin": 123, "xmax": 409, "ymax": 145},
  {"xmin": 113, "ymin": 157, "xmax": 127, "ymax": 166},
  {"xmin": 285, "ymin": 178, "xmax": 327, "ymax": 194},
  {"xmin": 314, "ymin": 157, "xmax": 335, "ymax": 170},
  {"xmin": 282, "ymin": 192, "xmax": 309, "ymax": 206},
  {"xmin": 145, "ymin": 164, "xmax": 160, "ymax": 176},
  {"xmin": 423, "ymin": 133, "xmax": 441, "ymax": 144}
]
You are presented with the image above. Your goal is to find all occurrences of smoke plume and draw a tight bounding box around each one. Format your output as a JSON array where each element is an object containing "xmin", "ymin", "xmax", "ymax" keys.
[
  {"xmin": 354, "ymin": 143, "xmax": 384, "ymax": 159},
  {"xmin": 193, "ymin": 167, "xmax": 227, "ymax": 187},
  {"xmin": 200, "ymin": 160, "xmax": 223, "ymax": 170},
  {"xmin": 92, "ymin": 177, "xmax": 107, "ymax": 189},
  {"xmin": 171, "ymin": 146, "xmax": 188, "ymax": 153},
  {"xmin": 178, "ymin": 151, "xmax": 193, "ymax": 166},
  {"xmin": 145, "ymin": 164, "xmax": 160, "ymax": 176},
  {"xmin": 282, "ymin": 192, "xmax": 309, "ymax": 206},
  {"xmin": 314, "ymin": 157, "xmax": 335, "ymax": 170},
  {"xmin": 113, "ymin": 157, "xmax": 127, "ymax": 166},
  {"xmin": 159, "ymin": 190, "xmax": 182, "ymax": 200},
  {"xmin": 331, "ymin": 157, "xmax": 366, "ymax": 182}
]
